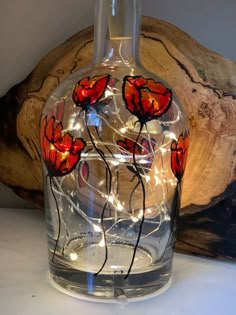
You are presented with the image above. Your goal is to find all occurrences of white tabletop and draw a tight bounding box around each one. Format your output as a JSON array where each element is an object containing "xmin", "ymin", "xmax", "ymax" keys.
[{"xmin": 1, "ymin": 207, "xmax": 236, "ymax": 315}]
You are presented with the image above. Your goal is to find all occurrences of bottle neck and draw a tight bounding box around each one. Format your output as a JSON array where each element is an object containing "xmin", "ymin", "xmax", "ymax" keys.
[{"xmin": 93, "ymin": 0, "xmax": 141, "ymax": 66}]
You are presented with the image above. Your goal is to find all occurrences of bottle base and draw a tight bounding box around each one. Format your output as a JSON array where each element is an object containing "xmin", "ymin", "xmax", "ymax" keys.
[{"xmin": 48, "ymin": 271, "xmax": 172, "ymax": 303}]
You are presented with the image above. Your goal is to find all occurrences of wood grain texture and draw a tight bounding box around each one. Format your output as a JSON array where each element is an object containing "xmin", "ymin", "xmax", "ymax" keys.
[{"xmin": 0, "ymin": 16, "xmax": 236, "ymax": 259}]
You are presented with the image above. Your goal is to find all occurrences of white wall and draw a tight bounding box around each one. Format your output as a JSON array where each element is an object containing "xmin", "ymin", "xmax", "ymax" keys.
[{"xmin": 0, "ymin": 0, "xmax": 235, "ymax": 208}]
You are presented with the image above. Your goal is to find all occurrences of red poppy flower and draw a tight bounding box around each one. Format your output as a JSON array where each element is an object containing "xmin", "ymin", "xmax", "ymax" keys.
[
  {"xmin": 40, "ymin": 116, "xmax": 86, "ymax": 177},
  {"xmin": 72, "ymin": 74, "xmax": 110, "ymax": 109},
  {"xmin": 117, "ymin": 137, "xmax": 156, "ymax": 175},
  {"xmin": 122, "ymin": 75, "xmax": 172, "ymax": 124},
  {"xmin": 171, "ymin": 133, "xmax": 189, "ymax": 181}
]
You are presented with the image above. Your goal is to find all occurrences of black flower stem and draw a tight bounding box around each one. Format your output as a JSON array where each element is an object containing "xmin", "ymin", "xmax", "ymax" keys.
[
  {"xmin": 169, "ymin": 181, "xmax": 180, "ymax": 240},
  {"xmin": 85, "ymin": 113, "xmax": 112, "ymax": 276},
  {"xmin": 124, "ymin": 123, "xmax": 146, "ymax": 279},
  {"xmin": 175, "ymin": 181, "xmax": 182, "ymax": 233},
  {"xmin": 49, "ymin": 176, "xmax": 61, "ymax": 263}
]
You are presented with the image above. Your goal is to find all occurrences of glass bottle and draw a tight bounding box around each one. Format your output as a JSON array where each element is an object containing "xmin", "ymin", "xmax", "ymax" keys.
[{"xmin": 40, "ymin": 0, "xmax": 189, "ymax": 302}]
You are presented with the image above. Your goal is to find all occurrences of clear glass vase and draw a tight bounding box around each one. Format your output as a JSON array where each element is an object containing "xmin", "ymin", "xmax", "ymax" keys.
[{"xmin": 40, "ymin": 0, "xmax": 189, "ymax": 302}]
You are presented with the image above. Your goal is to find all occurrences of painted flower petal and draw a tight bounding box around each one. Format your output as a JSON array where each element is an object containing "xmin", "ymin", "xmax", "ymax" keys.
[
  {"xmin": 73, "ymin": 74, "xmax": 110, "ymax": 108},
  {"xmin": 117, "ymin": 138, "xmax": 141, "ymax": 155},
  {"xmin": 40, "ymin": 110, "xmax": 86, "ymax": 177},
  {"xmin": 40, "ymin": 117, "xmax": 47, "ymax": 159},
  {"xmin": 117, "ymin": 137, "xmax": 156, "ymax": 175},
  {"xmin": 127, "ymin": 76, "xmax": 146, "ymax": 88},
  {"xmin": 49, "ymin": 144, "xmax": 57, "ymax": 166},
  {"xmin": 146, "ymin": 79, "xmax": 168, "ymax": 94},
  {"xmin": 123, "ymin": 75, "xmax": 172, "ymax": 124},
  {"xmin": 171, "ymin": 133, "xmax": 189, "ymax": 181},
  {"xmin": 123, "ymin": 77, "xmax": 142, "ymax": 114},
  {"xmin": 53, "ymin": 122, "xmax": 63, "ymax": 142},
  {"xmin": 62, "ymin": 154, "xmax": 79, "ymax": 174},
  {"xmin": 43, "ymin": 135, "xmax": 50, "ymax": 161},
  {"xmin": 72, "ymin": 138, "xmax": 86, "ymax": 155},
  {"xmin": 54, "ymin": 150, "xmax": 64, "ymax": 174},
  {"xmin": 54, "ymin": 133, "xmax": 73, "ymax": 152},
  {"xmin": 45, "ymin": 117, "xmax": 55, "ymax": 141}
]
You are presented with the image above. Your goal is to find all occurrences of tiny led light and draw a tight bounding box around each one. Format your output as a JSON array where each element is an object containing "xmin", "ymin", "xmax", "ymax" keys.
[
  {"xmin": 108, "ymin": 195, "xmax": 114, "ymax": 203},
  {"xmin": 160, "ymin": 147, "xmax": 167, "ymax": 153},
  {"xmin": 110, "ymin": 160, "xmax": 120, "ymax": 166},
  {"xmin": 154, "ymin": 175, "xmax": 161, "ymax": 185},
  {"xmin": 131, "ymin": 216, "xmax": 139, "ymax": 223},
  {"xmin": 165, "ymin": 131, "xmax": 177, "ymax": 141},
  {"xmin": 116, "ymin": 203, "xmax": 124, "ymax": 211},
  {"xmin": 139, "ymin": 159, "xmax": 147, "ymax": 164},
  {"xmin": 138, "ymin": 210, "xmax": 144, "ymax": 219},
  {"xmin": 99, "ymin": 238, "xmax": 105, "ymax": 247},
  {"xmin": 70, "ymin": 252, "xmax": 78, "ymax": 261},
  {"xmin": 98, "ymin": 179, "xmax": 105, "ymax": 186},
  {"xmin": 105, "ymin": 89, "xmax": 113, "ymax": 98},
  {"xmin": 120, "ymin": 127, "xmax": 126, "ymax": 134},
  {"xmin": 73, "ymin": 122, "xmax": 81, "ymax": 130},
  {"xmin": 93, "ymin": 224, "xmax": 102, "ymax": 232}
]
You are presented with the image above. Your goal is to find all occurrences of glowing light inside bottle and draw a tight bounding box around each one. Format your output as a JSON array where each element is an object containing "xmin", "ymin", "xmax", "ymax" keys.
[
  {"xmin": 99, "ymin": 238, "xmax": 105, "ymax": 247},
  {"xmin": 108, "ymin": 195, "xmax": 114, "ymax": 203},
  {"xmin": 131, "ymin": 216, "xmax": 139, "ymax": 223},
  {"xmin": 120, "ymin": 127, "xmax": 127, "ymax": 134},
  {"xmin": 165, "ymin": 131, "xmax": 177, "ymax": 140},
  {"xmin": 70, "ymin": 252, "xmax": 78, "ymax": 261},
  {"xmin": 111, "ymin": 160, "xmax": 120, "ymax": 166},
  {"xmin": 117, "ymin": 203, "xmax": 124, "ymax": 211},
  {"xmin": 139, "ymin": 159, "xmax": 148, "ymax": 164},
  {"xmin": 93, "ymin": 224, "xmax": 102, "ymax": 232},
  {"xmin": 160, "ymin": 147, "xmax": 167, "ymax": 153}
]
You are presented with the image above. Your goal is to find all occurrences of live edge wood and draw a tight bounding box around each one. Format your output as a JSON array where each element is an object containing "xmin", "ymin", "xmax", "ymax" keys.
[{"xmin": 0, "ymin": 17, "xmax": 236, "ymax": 260}]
